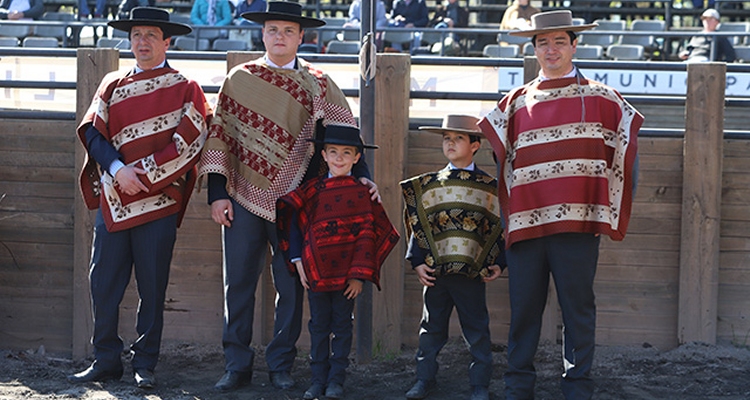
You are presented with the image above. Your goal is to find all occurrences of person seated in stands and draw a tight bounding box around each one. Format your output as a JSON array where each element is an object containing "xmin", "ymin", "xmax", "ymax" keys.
[
  {"xmin": 235, "ymin": 0, "xmax": 266, "ymax": 47},
  {"xmin": 298, "ymin": 30, "xmax": 320, "ymax": 53},
  {"xmin": 388, "ymin": 0, "xmax": 429, "ymax": 51},
  {"xmin": 344, "ymin": 0, "xmax": 388, "ymax": 29},
  {"xmin": 117, "ymin": 0, "xmax": 154, "ymax": 20},
  {"xmin": 691, "ymin": 0, "xmax": 715, "ymax": 9},
  {"xmin": 679, "ymin": 8, "xmax": 736, "ymax": 63},
  {"xmin": 428, "ymin": 0, "xmax": 468, "ymax": 29},
  {"xmin": 499, "ymin": 0, "xmax": 540, "ymax": 30},
  {"xmin": 0, "ymin": 0, "xmax": 43, "ymax": 20},
  {"xmin": 78, "ymin": 0, "xmax": 108, "ymax": 19},
  {"xmin": 191, "ymin": 0, "xmax": 234, "ymax": 37}
]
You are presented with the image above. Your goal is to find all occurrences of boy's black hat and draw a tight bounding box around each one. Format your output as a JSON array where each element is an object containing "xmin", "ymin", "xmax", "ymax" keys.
[
  {"xmin": 307, "ymin": 124, "xmax": 378, "ymax": 149},
  {"xmin": 242, "ymin": 1, "xmax": 326, "ymax": 28},
  {"xmin": 419, "ymin": 114, "xmax": 484, "ymax": 137},
  {"xmin": 108, "ymin": 7, "xmax": 192, "ymax": 37}
]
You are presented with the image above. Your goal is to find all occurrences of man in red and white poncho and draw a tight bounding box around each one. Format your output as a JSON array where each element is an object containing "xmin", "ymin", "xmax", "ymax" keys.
[
  {"xmin": 478, "ymin": 10, "xmax": 643, "ymax": 400},
  {"xmin": 69, "ymin": 7, "xmax": 210, "ymax": 389}
]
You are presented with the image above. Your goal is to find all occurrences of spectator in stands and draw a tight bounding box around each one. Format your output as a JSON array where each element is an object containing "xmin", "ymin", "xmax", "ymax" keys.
[
  {"xmin": 117, "ymin": 0, "xmax": 154, "ymax": 20},
  {"xmin": 428, "ymin": 0, "xmax": 468, "ymax": 29},
  {"xmin": 235, "ymin": 0, "xmax": 266, "ymax": 47},
  {"xmin": 692, "ymin": 0, "xmax": 715, "ymax": 9},
  {"xmin": 78, "ymin": 0, "xmax": 108, "ymax": 19},
  {"xmin": 388, "ymin": 0, "xmax": 429, "ymax": 51},
  {"xmin": 344, "ymin": 0, "xmax": 388, "ymax": 29},
  {"xmin": 0, "ymin": 0, "xmax": 42, "ymax": 20},
  {"xmin": 191, "ymin": 0, "xmax": 234, "ymax": 34},
  {"xmin": 679, "ymin": 8, "xmax": 736, "ymax": 63},
  {"xmin": 499, "ymin": 0, "xmax": 540, "ymax": 30},
  {"xmin": 389, "ymin": 0, "xmax": 428, "ymax": 28}
]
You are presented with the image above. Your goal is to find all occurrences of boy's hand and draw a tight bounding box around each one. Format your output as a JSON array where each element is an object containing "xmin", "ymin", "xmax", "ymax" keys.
[
  {"xmin": 295, "ymin": 260, "xmax": 310, "ymax": 290},
  {"xmin": 210, "ymin": 199, "xmax": 233, "ymax": 227},
  {"xmin": 359, "ymin": 177, "xmax": 381, "ymax": 203},
  {"xmin": 482, "ymin": 265, "xmax": 502, "ymax": 282},
  {"xmin": 415, "ymin": 264, "xmax": 436, "ymax": 287},
  {"xmin": 344, "ymin": 279, "xmax": 363, "ymax": 299}
]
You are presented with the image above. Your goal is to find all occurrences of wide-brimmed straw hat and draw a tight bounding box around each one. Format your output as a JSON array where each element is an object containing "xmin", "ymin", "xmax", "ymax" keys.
[
  {"xmin": 307, "ymin": 124, "xmax": 378, "ymax": 149},
  {"xmin": 419, "ymin": 115, "xmax": 483, "ymax": 137},
  {"xmin": 242, "ymin": 1, "xmax": 325, "ymax": 28},
  {"xmin": 509, "ymin": 10, "xmax": 597, "ymax": 37},
  {"xmin": 108, "ymin": 7, "xmax": 192, "ymax": 37}
]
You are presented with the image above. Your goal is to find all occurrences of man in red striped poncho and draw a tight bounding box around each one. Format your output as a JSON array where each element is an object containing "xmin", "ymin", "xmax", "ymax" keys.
[
  {"xmin": 69, "ymin": 7, "xmax": 210, "ymax": 389},
  {"xmin": 478, "ymin": 10, "xmax": 643, "ymax": 400}
]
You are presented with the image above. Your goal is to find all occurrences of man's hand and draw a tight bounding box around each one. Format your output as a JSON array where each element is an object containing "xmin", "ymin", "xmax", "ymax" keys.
[
  {"xmin": 295, "ymin": 260, "xmax": 310, "ymax": 290},
  {"xmin": 210, "ymin": 199, "xmax": 233, "ymax": 227},
  {"xmin": 115, "ymin": 166, "xmax": 149, "ymax": 196},
  {"xmin": 415, "ymin": 264, "xmax": 436, "ymax": 287},
  {"xmin": 359, "ymin": 177, "xmax": 381, "ymax": 203},
  {"xmin": 482, "ymin": 265, "xmax": 502, "ymax": 282},
  {"xmin": 8, "ymin": 10, "xmax": 23, "ymax": 20},
  {"xmin": 344, "ymin": 279, "xmax": 363, "ymax": 299}
]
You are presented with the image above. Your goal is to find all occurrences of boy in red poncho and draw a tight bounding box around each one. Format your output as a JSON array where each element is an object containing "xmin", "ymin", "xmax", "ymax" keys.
[{"xmin": 276, "ymin": 124, "xmax": 400, "ymax": 400}]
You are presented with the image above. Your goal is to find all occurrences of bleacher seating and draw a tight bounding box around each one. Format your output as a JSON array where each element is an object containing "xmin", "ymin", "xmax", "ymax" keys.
[
  {"xmin": 620, "ymin": 19, "xmax": 665, "ymax": 59},
  {"xmin": 718, "ymin": 22, "xmax": 749, "ymax": 46},
  {"xmin": 212, "ymin": 38, "xmax": 248, "ymax": 51},
  {"xmin": 0, "ymin": 37, "xmax": 20, "ymax": 47},
  {"xmin": 579, "ymin": 19, "xmax": 625, "ymax": 47},
  {"xmin": 0, "ymin": 23, "xmax": 33, "ymax": 40},
  {"xmin": 22, "ymin": 37, "xmax": 60, "ymax": 48},
  {"xmin": 96, "ymin": 37, "xmax": 130, "ymax": 49},
  {"xmin": 319, "ymin": 17, "xmax": 347, "ymax": 45},
  {"xmin": 607, "ymin": 44, "xmax": 644, "ymax": 60},
  {"xmin": 298, "ymin": 43, "xmax": 318, "ymax": 53},
  {"xmin": 575, "ymin": 45, "xmax": 603, "ymax": 59},
  {"xmin": 735, "ymin": 46, "xmax": 750, "ymax": 63},
  {"xmin": 35, "ymin": 12, "xmax": 76, "ymax": 42},
  {"xmin": 326, "ymin": 40, "xmax": 360, "ymax": 54},
  {"xmin": 382, "ymin": 30, "xmax": 414, "ymax": 52},
  {"xmin": 483, "ymin": 44, "xmax": 518, "ymax": 58},
  {"xmin": 172, "ymin": 36, "xmax": 210, "ymax": 51}
]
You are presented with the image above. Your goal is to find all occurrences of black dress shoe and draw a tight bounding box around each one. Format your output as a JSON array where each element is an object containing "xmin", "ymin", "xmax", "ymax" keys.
[
  {"xmin": 214, "ymin": 370, "xmax": 252, "ymax": 392},
  {"xmin": 405, "ymin": 379, "xmax": 436, "ymax": 399},
  {"xmin": 134, "ymin": 369, "xmax": 156, "ymax": 389},
  {"xmin": 470, "ymin": 385, "xmax": 489, "ymax": 400},
  {"xmin": 324, "ymin": 382, "xmax": 344, "ymax": 399},
  {"xmin": 303, "ymin": 382, "xmax": 325, "ymax": 399},
  {"xmin": 67, "ymin": 362, "xmax": 123, "ymax": 384},
  {"xmin": 269, "ymin": 370, "xmax": 295, "ymax": 389}
]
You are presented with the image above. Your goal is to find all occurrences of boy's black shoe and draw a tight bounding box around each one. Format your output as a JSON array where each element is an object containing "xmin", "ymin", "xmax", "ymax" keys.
[
  {"xmin": 406, "ymin": 380, "xmax": 436, "ymax": 399},
  {"xmin": 470, "ymin": 385, "xmax": 489, "ymax": 400},
  {"xmin": 325, "ymin": 382, "xmax": 344, "ymax": 398},
  {"xmin": 303, "ymin": 383, "xmax": 325, "ymax": 399}
]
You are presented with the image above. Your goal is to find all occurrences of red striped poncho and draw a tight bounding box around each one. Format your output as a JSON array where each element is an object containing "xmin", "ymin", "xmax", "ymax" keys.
[
  {"xmin": 479, "ymin": 76, "xmax": 643, "ymax": 248},
  {"xmin": 77, "ymin": 67, "xmax": 210, "ymax": 232},
  {"xmin": 199, "ymin": 58, "xmax": 356, "ymax": 222},
  {"xmin": 276, "ymin": 176, "xmax": 400, "ymax": 292}
]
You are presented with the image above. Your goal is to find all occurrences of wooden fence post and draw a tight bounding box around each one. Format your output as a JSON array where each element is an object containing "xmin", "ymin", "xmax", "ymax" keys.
[
  {"xmin": 73, "ymin": 48, "xmax": 119, "ymax": 359},
  {"xmin": 678, "ymin": 62, "xmax": 725, "ymax": 344},
  {"xmin": 373, "ymin": 54, "xmax": 410, "ymax": 355}
]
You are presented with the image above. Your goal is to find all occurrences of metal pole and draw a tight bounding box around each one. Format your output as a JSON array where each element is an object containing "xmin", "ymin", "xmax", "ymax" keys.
[{"xmin": 356, "ymin": 0, "xmax": 375, "ymax": 365}]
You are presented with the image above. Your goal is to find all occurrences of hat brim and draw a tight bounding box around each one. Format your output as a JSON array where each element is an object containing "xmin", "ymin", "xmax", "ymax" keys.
[
  {"xmin": 306, "ymin": 138, "xmax": 378, "ymax": 149},
  {"xmin": 509, "ymin": 23, "xmax": 598, "ymax": 37},
  {"xmin": 108, "ymin": 20, "xmax": 193, "ymax": 37},
  {"xmin": 418, "ymin": 127, "xmax": 485, "ymax": 138},
  {"xmin": 241, "ymin": 12, "xmax": 325, "ymax": 28}
]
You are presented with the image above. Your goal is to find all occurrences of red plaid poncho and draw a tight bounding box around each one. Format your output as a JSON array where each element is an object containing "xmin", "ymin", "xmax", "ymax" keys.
[{"xmin": 277, "ymin": 176, "xmax": 400, "ymax": 292}]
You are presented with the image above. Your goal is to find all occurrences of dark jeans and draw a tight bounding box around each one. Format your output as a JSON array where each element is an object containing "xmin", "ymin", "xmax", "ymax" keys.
[{"xmin": 307, "ymin": 289, "xmax": 355, "ymax": 386}]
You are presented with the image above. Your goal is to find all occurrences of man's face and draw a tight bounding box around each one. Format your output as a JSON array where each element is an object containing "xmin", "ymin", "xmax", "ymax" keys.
[
  {"xmin": 130, "ymin": 26, "xmax": 170, "ymax": 70},
  {"xmin": 534, "ymin": 31, "xmax": 577, "ymax": 79},
  {"xmin": 262, "ymin": 20, "xmax": 304, "ymax": 64},
  {"xmin": 702, "ymin": 17, "xmax": 719, "ymax": 32}
]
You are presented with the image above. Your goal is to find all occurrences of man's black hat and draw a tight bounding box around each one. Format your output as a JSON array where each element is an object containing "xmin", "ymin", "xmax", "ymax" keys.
[
  {"xmin": 242, "ymin": 1, "xmax": 326, "ymax": 28},
  {"xmin": 109, "ymin": 7, "xmax": 192, "ymax": 38}
]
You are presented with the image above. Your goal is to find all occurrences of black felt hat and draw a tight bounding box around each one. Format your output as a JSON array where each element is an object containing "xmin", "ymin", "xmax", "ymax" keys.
[
  {"xmin": 108, "ymin": 7, "xmax": 192, "ymax": 38},
  {"xmin": 307, "ymin": 124, "xmax": 378, "ymax": 149},
  {"xmin": 241, "ymin": 1, "xmax": 325, "ymax": 28}
]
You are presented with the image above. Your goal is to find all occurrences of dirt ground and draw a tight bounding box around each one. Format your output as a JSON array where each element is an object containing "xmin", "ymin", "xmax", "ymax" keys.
[{"xmin": 1, "ymin": 338, "xmax": 749, "ymax": 400}]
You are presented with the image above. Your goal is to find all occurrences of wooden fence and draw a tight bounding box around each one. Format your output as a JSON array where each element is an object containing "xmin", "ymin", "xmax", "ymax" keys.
[{"xmin": 1, "ymin": 50, "xmax": 749, "ymax": 360}]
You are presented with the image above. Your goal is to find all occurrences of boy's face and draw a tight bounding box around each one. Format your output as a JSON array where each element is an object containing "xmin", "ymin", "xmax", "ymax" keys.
[
  {"xmin": 322, "ymin": 144, "xmax": 361, "ymax": 177},
  {"xmin": 442, "ymin": 131, "xmax": 480, "ymax": 167}
]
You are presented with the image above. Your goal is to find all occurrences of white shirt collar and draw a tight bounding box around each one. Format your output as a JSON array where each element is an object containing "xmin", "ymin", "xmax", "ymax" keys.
[
  {"xmin": 135, "ymin": 60, "xmax": 166, "ymax": 74},
  {"xmin": 448, "ymin": 162, "xmax": 475, "ymax": 171},
  {"xmin": 265, "ymin": 55, "xmax": 296, "ymax": 70},
  {"xmin": 538, "ymin": 66, "xmax": 577, "ymax": 81}
]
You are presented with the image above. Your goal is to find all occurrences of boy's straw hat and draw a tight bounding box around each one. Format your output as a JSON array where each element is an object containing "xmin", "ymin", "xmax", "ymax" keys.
[{"xmin": 419, "ymin": 115, "xmax": 484, "ymax": 137}]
